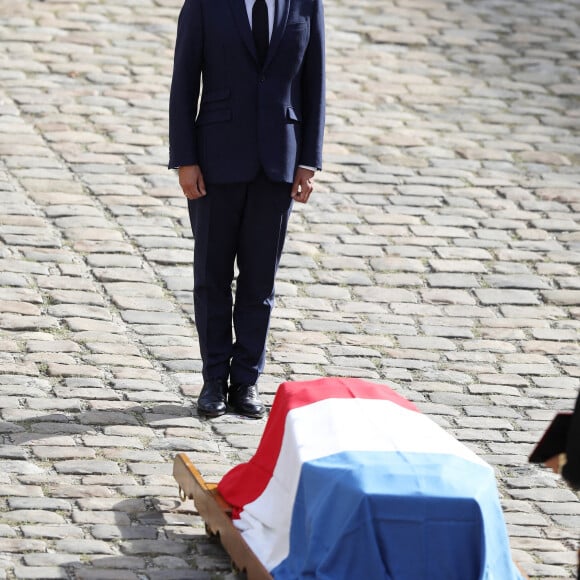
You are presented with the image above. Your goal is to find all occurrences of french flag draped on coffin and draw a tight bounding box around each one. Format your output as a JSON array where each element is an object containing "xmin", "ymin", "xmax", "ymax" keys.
[{"xmin": 218, "ymin": 378, "xmax": 524, "ymax": 580}]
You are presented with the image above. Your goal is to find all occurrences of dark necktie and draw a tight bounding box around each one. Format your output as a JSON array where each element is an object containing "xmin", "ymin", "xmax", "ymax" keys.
[{"xmin": 252, "ymin": 0, "xmax": 269, "ymax": 67}]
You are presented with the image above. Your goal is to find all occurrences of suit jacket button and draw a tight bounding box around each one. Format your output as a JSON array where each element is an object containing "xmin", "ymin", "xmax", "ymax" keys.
[{"xmin": 260, "ymin": 76, "xmax": 266, "ymax": 82}]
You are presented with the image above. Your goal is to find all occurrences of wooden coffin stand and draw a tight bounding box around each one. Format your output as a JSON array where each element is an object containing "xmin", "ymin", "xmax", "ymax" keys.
[{"xmin": 173, "ymin": 453, "xmax": 272, "ymax": 580}]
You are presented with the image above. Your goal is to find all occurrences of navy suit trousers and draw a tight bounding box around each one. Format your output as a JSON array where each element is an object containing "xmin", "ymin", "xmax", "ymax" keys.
[{"xmin": 188, "ymin": 173, "xmax": 293, "ymax": 385}]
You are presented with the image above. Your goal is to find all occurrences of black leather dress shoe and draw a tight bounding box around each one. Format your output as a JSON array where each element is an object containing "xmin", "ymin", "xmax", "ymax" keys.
[
  {"xmin": 228, "ymin": 384, "xmax": 266, "ymax": 418},
  {"xmin": 197, "ymin": 378, "xmax": 228, "ymax": 417}
]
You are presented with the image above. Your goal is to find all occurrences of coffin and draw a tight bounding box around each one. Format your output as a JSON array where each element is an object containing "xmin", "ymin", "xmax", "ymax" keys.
[{"xmin": 217, "ymin": 377, "xmax": 525, "ymax": 580}]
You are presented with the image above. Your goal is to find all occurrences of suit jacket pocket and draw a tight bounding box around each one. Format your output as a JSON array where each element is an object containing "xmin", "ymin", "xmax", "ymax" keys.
[
  {"xmin": 285, "ymin": 21, "xmax": 307, "ymax": 30},
  {"xmin": 278, "ymin": 22, "xmax": 309, "ymax": 61},
  {"xmin": 196, "ymin": 109, "xmax": 232, "ymax": 126}
]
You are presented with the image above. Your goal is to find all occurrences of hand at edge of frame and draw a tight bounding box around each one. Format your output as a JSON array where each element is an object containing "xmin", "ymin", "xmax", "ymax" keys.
[
  {"xmin": 179, "ymin": 165, "xmax": 206, "ymax": 200},
  {"xmin": 291, "ymin": 167, "xmax": 315, "ymax": 203}
]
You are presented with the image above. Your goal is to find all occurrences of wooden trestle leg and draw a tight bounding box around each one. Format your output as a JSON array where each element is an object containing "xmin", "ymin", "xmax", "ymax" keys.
[{"xmin": 173, "ymin": 453, "xmax": 272, "ymax": 580}]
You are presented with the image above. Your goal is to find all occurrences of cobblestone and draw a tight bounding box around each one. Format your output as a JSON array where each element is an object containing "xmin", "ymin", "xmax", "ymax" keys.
[{"xmin": 0, "ymin": 0, "xmax": 579, "ymax": 577}]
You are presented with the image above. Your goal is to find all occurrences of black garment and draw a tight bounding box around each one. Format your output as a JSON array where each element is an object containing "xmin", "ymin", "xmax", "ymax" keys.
[
  {"xmin": 562, "ymin": 392, "xmax": 580, "ymax": 489},
  {"xmin": 187, "ymin": 173, "xmax": 293, "ymax": 386},
  {"xmin": 557, "ymin": 392, "xmax": 580, "ymax": 579},
  {"xmin": 252, "ymin": 0, "xmax": 269, "ymax": 67}
]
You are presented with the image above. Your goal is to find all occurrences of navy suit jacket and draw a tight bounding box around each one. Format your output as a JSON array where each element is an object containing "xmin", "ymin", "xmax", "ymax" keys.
[{"xmin": 169, "ymin": 0, "xmax": 325, "ymax": 184}]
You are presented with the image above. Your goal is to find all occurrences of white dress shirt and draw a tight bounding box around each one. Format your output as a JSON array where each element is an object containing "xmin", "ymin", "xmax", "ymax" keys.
[{"xmin": 245, "ymin": 0, "xmax": 275, "ymax": 40}]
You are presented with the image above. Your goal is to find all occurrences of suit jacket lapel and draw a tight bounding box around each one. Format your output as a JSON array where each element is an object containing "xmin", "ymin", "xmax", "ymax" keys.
[
  {"xmin": 264, "ymin": 0, "xmax": 290, "ymax": 69},
  {"xmin": 228, "ymin": 0, "xmax": 258, "ymax": 62}
]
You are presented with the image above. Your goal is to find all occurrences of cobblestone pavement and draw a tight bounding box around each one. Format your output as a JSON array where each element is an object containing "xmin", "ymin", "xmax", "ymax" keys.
[{"xmin": 0, "ymin": 0, "xmax": 579, "ymax": 578}]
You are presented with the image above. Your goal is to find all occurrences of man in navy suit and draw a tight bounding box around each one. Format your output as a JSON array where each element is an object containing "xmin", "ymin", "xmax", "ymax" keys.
[{"xmin": 169, "ymin": 0, "xmax": 325, "ymax": 418}]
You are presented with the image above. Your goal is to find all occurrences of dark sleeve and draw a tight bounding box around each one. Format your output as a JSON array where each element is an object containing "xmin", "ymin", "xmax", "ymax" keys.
[
  {"xmin": 299, "ymin": 0, "xmax": 325, "ymax": 170},
  {"xmin": 168, "ymin": 0, "xmax": 203, "ymax": 169},
  {"xmin": 561, "ymin": 392, "xmax": 580, "ymax": 489}
]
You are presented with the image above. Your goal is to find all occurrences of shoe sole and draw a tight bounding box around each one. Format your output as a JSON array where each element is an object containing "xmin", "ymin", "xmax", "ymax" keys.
[
  {"xmin": 229, "ymin": 406, "xmax": 265, "ymax": 419},
  {"xmin": 197, "ymin": 408, "xmax": 227, "ymax": 418}
]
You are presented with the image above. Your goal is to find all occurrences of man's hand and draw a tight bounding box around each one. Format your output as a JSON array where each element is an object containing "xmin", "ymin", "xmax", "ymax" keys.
[
  {"xmin": 545, "ymin": 453, "xmax": 567, "ymax": 474},
  {"xmin": 179, "ymin": 165, "xmax": 206, "ymax": 200},
  {"xmin": 291, "ymin": 167, "xmax": 315, "ymax": 203}
]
